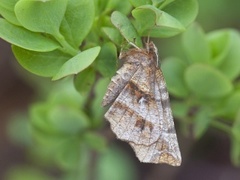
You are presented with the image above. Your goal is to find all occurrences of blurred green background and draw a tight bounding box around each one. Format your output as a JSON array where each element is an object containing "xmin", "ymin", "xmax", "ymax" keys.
[{"xmin": 1, "ymin": 0, "xmax": 240, "ymax": 180}]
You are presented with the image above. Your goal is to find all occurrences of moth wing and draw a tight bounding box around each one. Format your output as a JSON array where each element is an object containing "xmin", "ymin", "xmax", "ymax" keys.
[
  {"xmin": 104, "ymin": 65, "xmax": 161, "ymax": 146},
  {"xmin": 129, "ymin": 68, "xmax": 181, "ymax": 166},
  {"xmin": 102, "ymin": 63, "xmax": 139, "ymax": 107}
]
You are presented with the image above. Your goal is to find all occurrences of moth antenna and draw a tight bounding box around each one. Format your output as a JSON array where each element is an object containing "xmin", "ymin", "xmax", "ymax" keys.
[
  {"xmin": 146, "ymin": 36, "xmax": 151, "ymax": 52},
  {"xmin": 124, "ymin": 38, "xmax": 141, "ymax": 49},
  {"xmin": 147, "ymin": 35, "xmax": 150, "ymax": 44}
]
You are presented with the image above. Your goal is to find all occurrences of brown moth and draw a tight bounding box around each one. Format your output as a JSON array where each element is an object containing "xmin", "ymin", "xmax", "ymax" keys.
[{"xmin": 102, "ymin": 42, "xmax": 181, "ymax": 166}]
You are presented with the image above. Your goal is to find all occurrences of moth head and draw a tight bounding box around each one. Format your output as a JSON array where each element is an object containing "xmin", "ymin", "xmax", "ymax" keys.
[{"xmin": 119, "ymin": 49, "xmax": 143, "ymax": 65}]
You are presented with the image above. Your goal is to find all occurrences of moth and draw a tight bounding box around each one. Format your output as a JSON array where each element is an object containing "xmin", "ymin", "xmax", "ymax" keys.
[{"xmin": 102, "ymin": 41, "xmax": 181, "ymax": 166}]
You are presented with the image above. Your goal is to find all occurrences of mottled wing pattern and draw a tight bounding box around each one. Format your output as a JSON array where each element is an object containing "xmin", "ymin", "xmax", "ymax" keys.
[
  {"xmin": 103, "ymin": 42, "xmax": 181, "ymax": 166},
  {"xmin": 129, "ymin": 68, "xmax": 181, "ymax": 166},
  {"xmin": 105, "ymin": 65, "xmax": 181, "ymax": 166},
  {"xmin": 105, "ymin": 65, "xmax": 161, "ymax": 145},
  {"xmin": 102, "ymin": 62, "xmax": 139, "ymax": 107}
]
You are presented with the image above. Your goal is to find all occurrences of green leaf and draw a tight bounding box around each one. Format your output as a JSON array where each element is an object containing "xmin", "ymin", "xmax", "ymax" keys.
[
  {"xmin": 105, "ymin": 0, "xmax": 132, "ymax": 15},
  {"xmin": 206, "ymin": 29, "xmax": 230, "ymax": 66},
  {"xmin": 96, "ymin": 145, "xmax": 137, "ymax": 180},
  {"xmin": 111, "ymin": 11, "xmax": 142, "ymax": 47},
  {"xmin": 161, "ymin": 57, "xmax": 189, "ymax": 98},
  {"xmin": 0, "ymin": 0, "xmax": 20, "ymax": 25},
  {"xmin": 47, "ymin": 80, "xmax": 85, "ymax": 109},
  {"xmin": 132, "ymin": 5, "xmax": 185, "ymax": 37},
  {"xmin": 12, "ymin": 46, "xmax": 70, "ymax": 77},
  {"xmin": 74, "ymin": 67, "xmax": 96, "ymax": 95},
  {"xmin": 55, "ymin": 138, "xmax": 82, "ymax": 170},
  {"xmin": 162, "ymin": 0, "xmax": 198, "ymax": 27},
  {"xmin": 95, "ymin": 42, "xmax": 117, "ymax": 77},
  {"xmin": 15, "ymin": 0, "xmax": 68, "ymax": 35},
  {"xmin": 0, "ymin": 18, "xmax": 60, "ymax": 52},
  {"xmin": 91, "ymin": 78, "xmax": 110, "ymax": 127},
  {"xmin": 182, "ymin": 23, "xmax": 210, "ymax": 63},
  {"xmin": 30, "ymin": 81, "xmax": 85, "ymax": 136},
  {"xmin": 53, "ymin": 143, "xmax": 90, "ymax": 178},
  {"xmin": 193, "ymin": 108, "xmax": 212, "ymax": 139},
  {"xmin": 102, "ymin": 27, "xmax": 123, "ymax": 45},
  {"xmin": 152, "ymin": 0, "xmax": 165, "ymax": 6},
  {"xmin": 48, "ymin": 106, "xmax": 90, "ymax": 134},
  {"xmin": 171, "ymin": 101, "xmax": 190, "ymax": 119},
  {"xmin": 129, "ymin": 0, "xmax": 151, "ymax": 7},
  {"xmin": 52, "ymin": 46, "xmax": 101, "ymax": 80},
  {"xmin": 184, "ymin": 63, "xmax": 233, "ymax": 98},
  {"xmin": 83, "ymin": 132, "xmax": 107, "ymax": 152},
  {"xmin": 30, "ymin": 103, "xmax": 56, "ymax": 134},
  {"xmin": 215, "ymin": 30, "xmax": 240, "ymax": 80},
  {"xmin": 214, "ymin": 90, "xmax": 240, "ymax": 119},
  {"xmin": 60, "ymin": 0, "xmax": 95, "ymax": 48}
]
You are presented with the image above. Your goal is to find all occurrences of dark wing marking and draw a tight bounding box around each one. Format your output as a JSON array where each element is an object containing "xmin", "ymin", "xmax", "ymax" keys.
[
  {"xmin": 102, "ymin": 63, "xmax": 139, "ymax": 107},
  {"xmin": 105, "ymin": 65, "xmax": 161, "ymax": 146},
  {"xmin": 129, "ymin": 68, "xmax": 181, "ymax": 166}
]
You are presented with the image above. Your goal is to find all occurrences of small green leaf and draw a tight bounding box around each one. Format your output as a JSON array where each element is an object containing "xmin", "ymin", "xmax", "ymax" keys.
[
  {"xmin": 12, "ymin": 46, "xmax": 70, "ymax": 77},
  {"xmin": 48, "ymin": 106, "xmax": 90, "ymax": 134},
  {"xmin": 106, "ymin": 0, "xmax": 132, "ymax": 15},
  {"xmin": 91, "ymin": 78, "xmax": 110, "ymax": 127},
  {"xmin": 0, "ymin": 0, "xmax": 20, "ymax": 25},
  {"xmin": 102, "ymin": 27, "xmax": 123, "ymax": 45},
  {"xmin": 182, "ymin": 23, "xmax": 210, "ymax": 63},
  {"xmin": 132, "ymin": 5, "xmax": 185, "ymax": 37},
  {"xmin": 30, "ymin": 103, "xmax": 56, "ymax": 134},
  {"xmin": 74, "ymin": 67, "xmax": 96, "ymax": 95},
  {"xmin": 95, "ymin": 42, "xmax": 117, "ymax": 77},
  {"xmin": 152, "ymin": 0, "xmax": 165, "ymax": 6},
  {"xmin": 56, "ymin": 144, "xmax": 90, "ymax": 178},
  {"xmin": 96, "ymin": 145, "xmax": 137, "ymax": 180},
  {"xmin": 161, "ymin": 57, "xmax": 189, "ymax": 98},
  {"xmin": 171, "ymin": 101, "xmax": 190, "ymax": 119},
  {"xmin": 162, "ymin": 0, "xmax": 198, "ymax": 27},
  {"xmin": 0, "ymin": 18, "xmax": 60, "ymax": 52},
  {"xmin": 55, "ymin": 139, "xmax": 82, "ymax": 170},
  {"xmin": 15, "ymin": 0, "xmax": 68, "ymax": 35},
  {"xmin": 60, "ymin": 0, "xmax": 95, "ymax": 48},
  {"xmin": 193, "ymin": 108, "xmax": 212, "ymax": 139},
  {"xmin": 129, "ymin": 0, "xmax": 151, "ymax": 7},
  {"xmin": 184, "ymin": 64, "xmax": 233, "ymax": 98},
  {"xmin": 83, "ymin": 132, "xmax": 107, "ymax": 152},
  {"xmin": 52, "ymin": 46, "xmax": 101, "ymax": 80},
  {"xmin": 207, "ymin": 29, "xmax": 230, "ymax": 66},
  {"xmin": 215, "ymin": 30, "xmax": 240, "ymax": 80},
  {"xmin": 111, "ymin": 11, "xmax": 142, "ymax": 47},
  {"xmin": 214, "ymin": 90, "xmax": 240, "ymax": 119}
]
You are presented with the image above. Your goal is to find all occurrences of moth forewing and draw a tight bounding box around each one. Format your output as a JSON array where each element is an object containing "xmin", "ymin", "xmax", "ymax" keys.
[{"xmin": 102, "ymin": 42, "xmax": 182, "ymax": 166}]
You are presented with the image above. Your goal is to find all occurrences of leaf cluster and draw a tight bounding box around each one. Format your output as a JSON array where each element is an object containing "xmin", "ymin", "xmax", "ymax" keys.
[
  {"xmin": 8, "ymin": 0, "xmax": 240, "ymax": 179},
  {"xmin": 0, "ymin": 1, "xmax": 147, "ymax": 179},
  {"xmin": 161, "ymin": 23, "xmax": 240, "ymax": 165},
  {"xmin": 106, "ymin": 0, "xmax": 198, "ymax": 47},
  {"xmin": 0, "ymin": 0, "xmax": 101, "ymax": 81}
]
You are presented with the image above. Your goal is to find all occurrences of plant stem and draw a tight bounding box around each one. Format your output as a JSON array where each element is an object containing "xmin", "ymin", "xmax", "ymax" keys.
[
  {"xmin": 210, "ymin": 120, "xmax": 232, "ymax": 134},
  {"xmin": 55, "ymin": 32, "xmax": 79, "ymax": 56}
]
